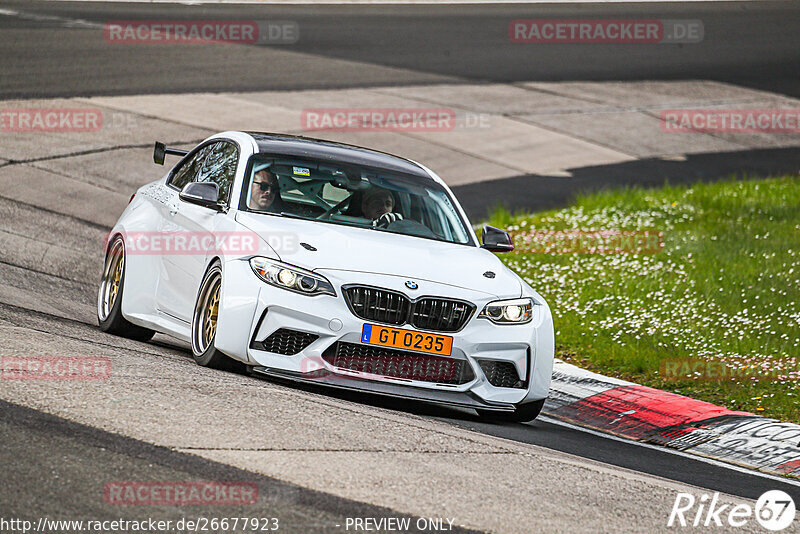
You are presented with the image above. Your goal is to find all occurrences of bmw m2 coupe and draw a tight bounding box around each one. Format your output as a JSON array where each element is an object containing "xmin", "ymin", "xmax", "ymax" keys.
[{"xmin": 98, "ymin": 132, "xmax": 554, "ymax": 421}]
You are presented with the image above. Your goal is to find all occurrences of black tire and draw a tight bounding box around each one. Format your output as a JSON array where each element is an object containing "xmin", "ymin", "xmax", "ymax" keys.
[
  {"xmin": 97, "ymin": 236, "xmax": 155, "ymax": 342},
  {"xmin": 477, "ymin": 398, "xmax": 546, "ymax": 423},
  {"xmin": 190, "ymin": 262, "xmax": 246, "ymax": 373}
]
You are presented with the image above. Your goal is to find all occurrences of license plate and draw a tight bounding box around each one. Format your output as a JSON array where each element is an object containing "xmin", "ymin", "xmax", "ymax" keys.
[{"xmin": 360, "ymin": 324, "xmax": 453, "ymax": 356}]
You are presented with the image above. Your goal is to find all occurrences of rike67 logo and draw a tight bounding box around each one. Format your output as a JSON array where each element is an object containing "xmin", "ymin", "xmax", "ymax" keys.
[{"xmin": 669, "ymin": 490, "xmax": 796, "ymax": 530}]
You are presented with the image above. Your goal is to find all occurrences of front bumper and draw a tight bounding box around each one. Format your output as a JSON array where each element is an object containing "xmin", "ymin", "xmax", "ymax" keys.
[
  {"xmin": 250, "ymin": 366, "xmax": 518, "ymax": 412},
  {"xmin": 215, "ymin": 259, "xmax": 554, "ymax": 409}
]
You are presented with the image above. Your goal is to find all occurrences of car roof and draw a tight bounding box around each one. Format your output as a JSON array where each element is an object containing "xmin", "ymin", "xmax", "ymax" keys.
[{"xmin": 245, "ymin": 132, "xmax": 433, "ymax": 180}]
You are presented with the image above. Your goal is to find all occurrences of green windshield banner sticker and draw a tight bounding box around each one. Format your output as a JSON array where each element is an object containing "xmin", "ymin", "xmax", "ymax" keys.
[{"xmin": 293, "ymin": 166, "xmax": 310, "ymax": 177}]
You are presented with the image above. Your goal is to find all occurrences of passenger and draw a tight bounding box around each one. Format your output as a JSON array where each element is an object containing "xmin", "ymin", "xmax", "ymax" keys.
[{"xmin": 361, "ymin": 187, "xmax": 403, "ymax": 227}]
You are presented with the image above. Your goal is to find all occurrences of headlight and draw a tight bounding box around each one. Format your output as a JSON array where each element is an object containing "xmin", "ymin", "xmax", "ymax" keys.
[
  {"xmin": 249, "ymin": 257, "xmax": 336, "ymax": 297},
  {"xmin": 478, "ymin": 298, "xmax": 533, "ymax": 324}
]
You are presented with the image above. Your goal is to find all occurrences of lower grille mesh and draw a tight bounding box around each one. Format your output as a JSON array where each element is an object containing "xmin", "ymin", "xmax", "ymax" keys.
[
  {"xmin": 478, "ymin": 360, "xmax": 525, "ymax": 388},
  {"xmin": 255, "ymin": 328, "xmax": 318, "ymax": 355},
  {"xmin": 322, "ymin": 342, "xmax": 474, "ymax": 385}
]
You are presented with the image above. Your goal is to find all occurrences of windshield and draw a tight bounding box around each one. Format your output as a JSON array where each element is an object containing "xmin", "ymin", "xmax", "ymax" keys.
[{"xmin": 238, "ymin": 155, "xmax": 473, "ymax": 245}]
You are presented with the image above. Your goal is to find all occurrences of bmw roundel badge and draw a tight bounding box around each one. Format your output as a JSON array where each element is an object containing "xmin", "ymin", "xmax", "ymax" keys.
[{"xmin": 405, "ymin": 281, "xmax": 418, "ymax": 290}]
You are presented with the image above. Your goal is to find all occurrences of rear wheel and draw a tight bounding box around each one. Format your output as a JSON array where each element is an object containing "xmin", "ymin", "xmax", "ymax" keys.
[
  {"xmin": 97, "ymin": 236, "xmax": 155, "ymax": 341},
  {"xmin": 191, "ymin": 263, "xmax": 245, "ymax": 372},
  {"xmin": 477, "ymin": 398, "xmax": 545, "ymax": 423}
]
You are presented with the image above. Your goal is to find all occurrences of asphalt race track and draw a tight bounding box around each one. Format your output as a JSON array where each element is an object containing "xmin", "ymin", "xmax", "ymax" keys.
[
  {"xmin": 1, "ymin": 399, "xmax": 475, "ymax": 533},
  {"xmin": 0, "ymin": 0, "xmax": 798, "ymax": 98},
  {"xmin": 1, "ymin": 1, "xmax": 799, "ymax": 532}
]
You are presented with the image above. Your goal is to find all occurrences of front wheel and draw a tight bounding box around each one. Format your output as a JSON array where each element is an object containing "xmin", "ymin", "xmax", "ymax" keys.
[
  {"xmin": 97, "ymin": 236, "xmax": 155, "ymax": 342},
  {"xmin": 191, "ymin": 263, "xmax": 245, "ymax": 373},
  {"xmin": 477, "ymin": 398, "xmax": 546, "ymax": 423}
]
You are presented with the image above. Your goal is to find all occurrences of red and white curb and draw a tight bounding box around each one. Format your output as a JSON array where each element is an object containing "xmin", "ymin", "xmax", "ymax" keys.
[{"xmin": 543, "ymin": 360, "xmax": 800, "ymax": 479}]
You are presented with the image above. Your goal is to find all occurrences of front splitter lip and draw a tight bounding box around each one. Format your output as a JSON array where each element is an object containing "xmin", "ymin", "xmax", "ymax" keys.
[{"xmin": 250, "ymin": 366, "xmax": 517, "ymax": 413}]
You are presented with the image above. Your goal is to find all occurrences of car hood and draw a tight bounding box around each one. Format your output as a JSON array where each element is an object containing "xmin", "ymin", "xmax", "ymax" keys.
[{"xmin": 235, "ymin": 212, "xmax": 522, "ymax": 298}]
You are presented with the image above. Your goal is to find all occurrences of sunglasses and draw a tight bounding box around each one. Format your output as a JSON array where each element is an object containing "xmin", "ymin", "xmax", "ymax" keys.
[{"xmin": 253, "ymin": 181, "xmax": 275, "ymax": 193}]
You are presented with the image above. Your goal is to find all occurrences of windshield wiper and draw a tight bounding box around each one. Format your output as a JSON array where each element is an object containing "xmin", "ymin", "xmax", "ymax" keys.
[{"xmin": 371, "ymin": 225, "xmax": 448, "ymax": 243}]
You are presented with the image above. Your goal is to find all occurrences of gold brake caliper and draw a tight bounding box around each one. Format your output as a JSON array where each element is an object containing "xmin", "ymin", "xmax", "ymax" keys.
[
  {"xmin": 109, "ymin": 254, "xmax": 123, "ymax": 307},
  {"xmin": 203, "ymin": 283, "xmax": 220, "ymax": 346}
]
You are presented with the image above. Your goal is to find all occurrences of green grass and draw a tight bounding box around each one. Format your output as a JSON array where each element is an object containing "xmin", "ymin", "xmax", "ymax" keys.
[{"xmin": 487, "ymin": 176, "xmax": 800, "ymax": 422}]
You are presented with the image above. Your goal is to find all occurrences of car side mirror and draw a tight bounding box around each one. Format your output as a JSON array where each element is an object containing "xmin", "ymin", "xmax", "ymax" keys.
[
  {"xmin": 179, "ymin": 182, "xmax": 225, "ymax": 211},
  {"xmin": 481, "ymin": 225, "xmax": 514, "ymax": 253}
]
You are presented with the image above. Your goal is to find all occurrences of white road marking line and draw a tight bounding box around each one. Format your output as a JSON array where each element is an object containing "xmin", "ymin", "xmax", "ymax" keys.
[
  {"xmin": 538, "ymin": 415, "xmax": 800, "ymax": 488},
  {"xmin": 43, "ymin": 0, "xmax": 750, "ymax": 4},
  {"xmin": 0, "ymin": 8, "xmax": 103, "ymax": 29}
]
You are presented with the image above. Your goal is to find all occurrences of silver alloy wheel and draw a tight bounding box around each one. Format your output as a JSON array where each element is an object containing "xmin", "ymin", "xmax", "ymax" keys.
[
  {"xmin": 98, "ymin": 238, "xmax": 124, "ymax": 321},
  {"xmin": 192, "ymin": 269, "xmax": 221, "ymax": 355}
]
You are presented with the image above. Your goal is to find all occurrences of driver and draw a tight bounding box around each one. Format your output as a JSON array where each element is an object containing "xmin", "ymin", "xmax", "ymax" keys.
[
  {"xmin": 361, "ymin": 187, "xmax": 403, "ymax": 228},
  {"xmin": 249, "ymin": 168, "xmax": 281, "ymax": 212}
]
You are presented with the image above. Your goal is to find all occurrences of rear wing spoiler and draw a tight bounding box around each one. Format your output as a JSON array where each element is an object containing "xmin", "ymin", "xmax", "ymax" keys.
[{"xmin": 153, "ymin": 141, "xmax": 189, "ymax": 165}]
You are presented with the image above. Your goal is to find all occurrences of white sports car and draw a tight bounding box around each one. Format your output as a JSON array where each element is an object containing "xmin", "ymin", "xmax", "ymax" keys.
[{"xmin": 98, "ymin": 131, "xmax": 554, "ymax": 421}]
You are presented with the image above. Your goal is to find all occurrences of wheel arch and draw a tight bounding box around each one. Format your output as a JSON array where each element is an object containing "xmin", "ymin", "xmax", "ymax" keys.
[{"xmin": 213, "ymin": 256, "xmax": 261, "ymax": 365}]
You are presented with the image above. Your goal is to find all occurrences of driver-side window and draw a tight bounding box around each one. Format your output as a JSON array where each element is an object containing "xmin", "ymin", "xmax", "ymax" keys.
[
  {"xmin": 196, "ymin": 141, "xmax": 238, "ymax": 204},
  {"xmin": 169, "ymin": 144, "xmax": 212, "ymax": 190},
  {"xmin": 168, "ymin": 141, "xmax": 238, "ymax": 206}
]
